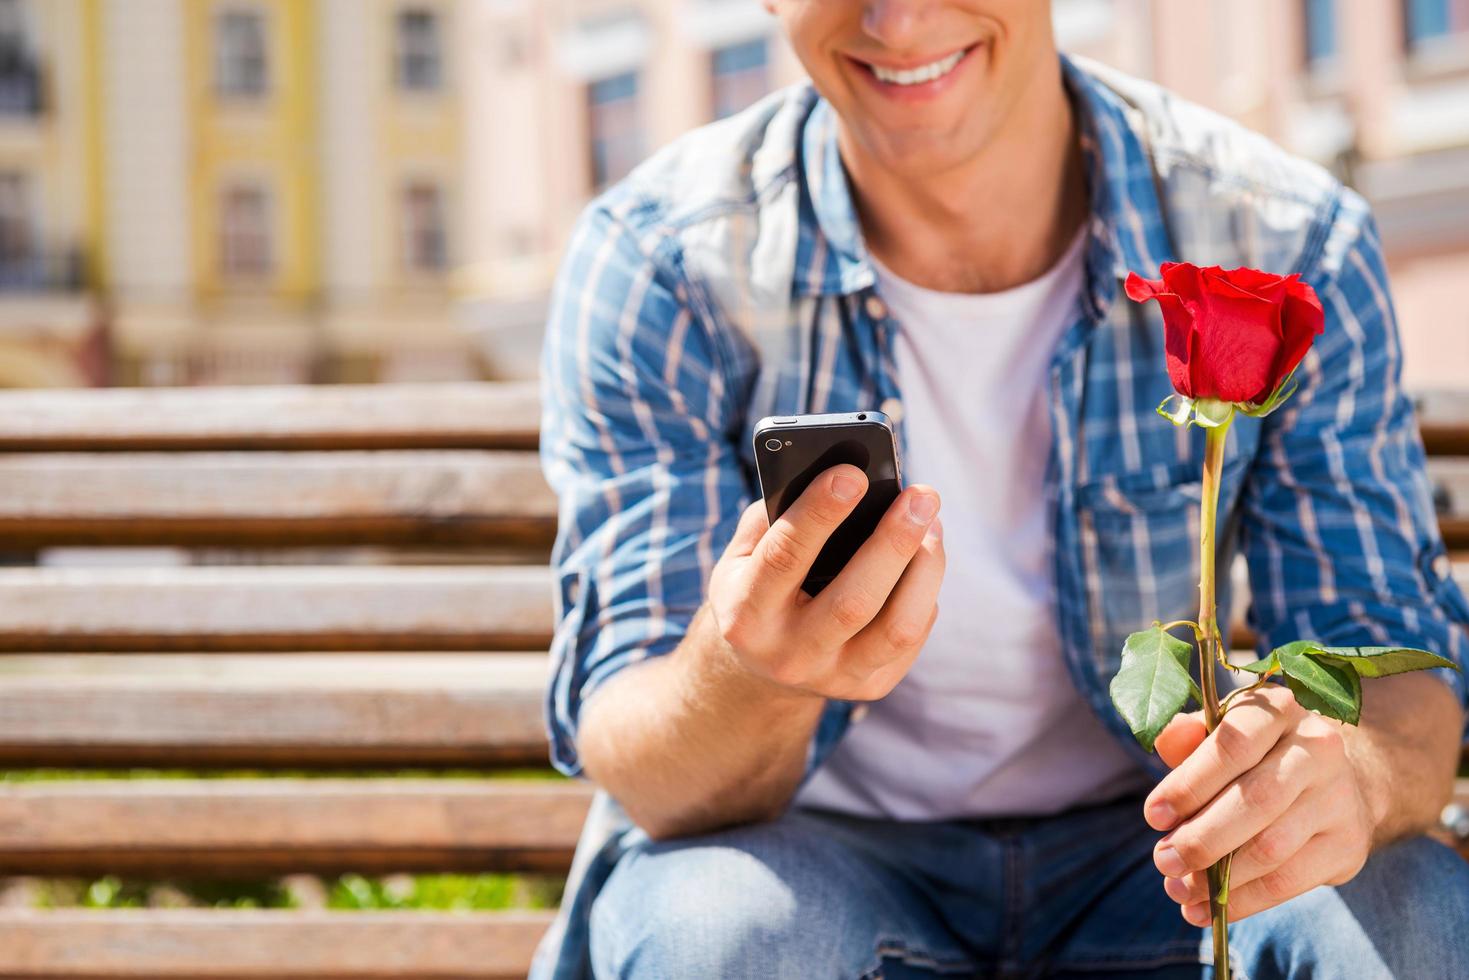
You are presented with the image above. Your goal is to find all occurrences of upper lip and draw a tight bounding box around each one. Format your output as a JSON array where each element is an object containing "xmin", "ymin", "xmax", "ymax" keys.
[{"xmin": 848, "ymin": 44, "xmax": 976, "ymax": 72}]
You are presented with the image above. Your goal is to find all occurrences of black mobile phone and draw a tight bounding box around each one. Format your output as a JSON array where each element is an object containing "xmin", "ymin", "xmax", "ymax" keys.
[{"xmin": 752, "ymin": 411, "xmax": 903, "ymax": 595}]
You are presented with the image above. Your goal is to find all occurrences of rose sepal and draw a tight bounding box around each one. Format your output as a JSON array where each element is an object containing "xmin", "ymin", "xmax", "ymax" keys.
[
  {"xmin": 1156, "ymin": 394, "xmax": 1192, "ymax": 427},
  {"xmin": 1191, "ymin": 398, "xmax": 1235, "ymax": 428},
  {"xmin": 1155, "ymin": 395, "xmax": 1235, "ymax": 430},
  {"xmin": 1236, "ymin": 368, "xmax": 1302, "ymax": 420}
]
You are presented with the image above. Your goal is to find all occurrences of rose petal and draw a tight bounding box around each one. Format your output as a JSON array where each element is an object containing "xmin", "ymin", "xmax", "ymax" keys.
[
  {"xmin": 1270, "ymin": 279, "xmax": 1326, "ymax": 390},
  {"xmin": 1125, "ymin": 272, "xmax": 1164, "ymax": 302},
  {"xmin": 1152, "ymin": 292, "xmax": 1197, "ymax": 398},
  {"xmin": 1210, "ymin": 266, "xmax": 1291, "ymax": 305},
  {"xmin": 1156, "ymin": 265, "xmax": 1212, "ymax": 399},
  {"xmin": 1196, "ymin": 282, "xmax": 1283, "ymax": 402}
]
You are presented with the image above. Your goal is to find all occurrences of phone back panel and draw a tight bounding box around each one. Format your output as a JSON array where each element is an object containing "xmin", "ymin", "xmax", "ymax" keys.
[{"xmin": 753, "ymin": 414, "xmax": 901, "ymax": 595}]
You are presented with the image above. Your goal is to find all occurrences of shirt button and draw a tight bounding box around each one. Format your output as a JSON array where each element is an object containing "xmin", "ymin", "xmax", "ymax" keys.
[
  {"xmin": 864, "ymin": 294, "xmax": 887, "ymax": 320},
  {"xmin": 879, "ymin": 397, "xmax": 903, "ymax": 423},
  {"xmin": 1433, "ymin": 553, "xmax": 1452, "ymax": 580},
  {"xmin": 850, "ymin": 704, "xmax": 870, "ymax": 723}
]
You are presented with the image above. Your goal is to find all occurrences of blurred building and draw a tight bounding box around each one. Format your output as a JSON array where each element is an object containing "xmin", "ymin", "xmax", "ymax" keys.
[
  {"xmin": 102, "ymin": 0, "xmax": 474, "ymax": 384},
  {"xmin": 455, "ymin": 0, "xmax": 803, "ymax": 377},
  {"xmin": 0, "ymin": 1, "xmax": 1464, "ymax": 389},
  {"xmin": 0, "ymin": 0, "xmax": 802, "ymax": 387}
]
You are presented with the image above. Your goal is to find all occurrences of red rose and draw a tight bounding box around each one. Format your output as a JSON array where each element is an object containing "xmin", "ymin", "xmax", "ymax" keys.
[{"xmin": 1125, "ymin": 263, "xmax": 1325, "ymax": 405}]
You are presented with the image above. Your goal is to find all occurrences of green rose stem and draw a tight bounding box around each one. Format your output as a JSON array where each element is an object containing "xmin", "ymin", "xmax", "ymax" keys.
[{"xmin": 1197, "ymin": 411, "xmax": 1233, "ymax": 976}]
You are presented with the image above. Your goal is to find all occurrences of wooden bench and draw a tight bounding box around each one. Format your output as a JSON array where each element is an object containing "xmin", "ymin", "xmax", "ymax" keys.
[
  {"xmin": 0, "ymin": 380, "xmax": 1464, "ymax": 978},
  {"xmin": 0, "ymin": 382, "xmax": 585, "ymax": 979}
]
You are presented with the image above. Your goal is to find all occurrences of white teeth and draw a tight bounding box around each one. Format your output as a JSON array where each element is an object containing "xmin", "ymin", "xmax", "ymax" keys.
[{"xmin": 870, "ymin": 49, "xmax": 965, "ymax": 86}]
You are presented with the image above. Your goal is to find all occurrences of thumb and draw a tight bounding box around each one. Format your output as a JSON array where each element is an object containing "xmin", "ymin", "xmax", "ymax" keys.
[{"xmin": 1154, "ymin": 710, "xmax": 1207, "ymax": 769}]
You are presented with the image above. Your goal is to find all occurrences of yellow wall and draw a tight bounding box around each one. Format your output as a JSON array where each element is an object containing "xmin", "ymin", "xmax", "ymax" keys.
[
  {"xmin": 185, "ymin": 0, "xmax": 317, "ymax": 303},
  {"xmin": 377, "ymin": 0, "xmax": 460, "ymax": 288}
]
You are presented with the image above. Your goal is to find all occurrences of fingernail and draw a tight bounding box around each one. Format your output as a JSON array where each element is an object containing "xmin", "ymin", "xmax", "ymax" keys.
[
  {"xmin": 1162, "ymin": 875, "xmax": 1190, "ymax": 904},
  {"xmin": 1155, "ymin": 846, "xmax": 1186, "ymax": 877},
  {"xmin": 1182, "ymin": 903, "xmax": 1210, "ymax": 927},
  {"xmin": 907, "ymin": 492, "xmax": 938, "ymax": 524},
  {"xmin": 1147, "ymin": 799, "xmax": 1177, "ymax": 829},
  {"xmin": 832, "ymin": 471, "xmax": 863, "ymax": 501}
]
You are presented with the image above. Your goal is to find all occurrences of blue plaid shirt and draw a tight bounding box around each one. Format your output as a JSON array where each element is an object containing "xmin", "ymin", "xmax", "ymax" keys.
[{"xmin": 532, "ymin": 55, "xmax": 1469, "ymax": 979}]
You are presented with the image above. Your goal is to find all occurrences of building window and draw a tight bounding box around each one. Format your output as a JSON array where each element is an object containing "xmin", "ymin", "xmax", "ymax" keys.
[
  {"xmin": 220, "ymin": 182, "xmax": 271, "ymax": 279},
  {"xmin": 215, "ymin": 7, "xmax": 269, "ymax": 99},
  {"xmin": 1303, "ymin": 0, "xmax": 1338, "ymax": 65},
  {"xmin": 395, "ymin": 7, "xmax": 442, "ymax": 92},
  {"xmin": 711, "ymin": 38, "xmax": 770, "ymax": 120},
  {"xmin": 0, "ymin": 0, "xmax": 40, "ymax": 116},
  {"xmin": 1404, "ymin": 0, "xmax": 1469, "ymax": 47},
  {"xmin": 0, "ymin": 171, "xmax": 32, "ymax": 281},
  {"xmin": 587, "ymin": 72, "xmax": 642, "ymax": 190},
  {"xmin": 400, "ymin": 180, "xmax": 447, "ymax": 272}
]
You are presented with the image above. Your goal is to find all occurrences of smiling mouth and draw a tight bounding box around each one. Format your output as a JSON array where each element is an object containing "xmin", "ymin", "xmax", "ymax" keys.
[{"xmin": 859, "ymin": 46, "xmax": 974, "ymax": 87}]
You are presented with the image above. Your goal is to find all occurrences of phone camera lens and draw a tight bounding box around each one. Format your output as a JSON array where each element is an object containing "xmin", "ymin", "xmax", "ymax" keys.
[{"xmin": 764, "ymin": 438, "xmax": 783, "ymax": 452}]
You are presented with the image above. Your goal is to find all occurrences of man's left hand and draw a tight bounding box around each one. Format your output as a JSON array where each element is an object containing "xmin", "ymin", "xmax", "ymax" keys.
[{"xmin": 1145, "ymin": 685, "xmax": 1376, "ymax": 926}]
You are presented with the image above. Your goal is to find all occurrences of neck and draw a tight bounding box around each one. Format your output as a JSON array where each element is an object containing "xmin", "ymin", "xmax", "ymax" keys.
[{"xmin": 841, "ymin": 54, "xmax": 1088, "ymax": 294}]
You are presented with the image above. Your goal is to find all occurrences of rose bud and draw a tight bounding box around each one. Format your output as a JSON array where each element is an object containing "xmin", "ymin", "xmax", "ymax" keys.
[{"xmin": 1125, "ymin": 263, "xmax": 1325, "ymax": 407}]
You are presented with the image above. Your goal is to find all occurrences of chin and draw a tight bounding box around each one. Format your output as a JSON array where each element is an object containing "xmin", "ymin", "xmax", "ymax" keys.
[{"xmin": 852, "ymin": 120, "xmax": 993, "ymax": 180}]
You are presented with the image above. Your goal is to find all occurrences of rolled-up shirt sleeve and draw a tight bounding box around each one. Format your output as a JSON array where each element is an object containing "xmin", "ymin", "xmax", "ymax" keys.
[
  {"xmin": 1239, "ymin": 202, "xmax": 1469, "ymax": 718},
  {"xmin": 538, "ymin": 201, "xmax": 752, "ymax": 776}
]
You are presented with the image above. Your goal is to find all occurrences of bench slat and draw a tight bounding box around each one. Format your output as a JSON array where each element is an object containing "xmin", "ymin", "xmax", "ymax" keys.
[
  {"xmin": 0, "ymin": 654, "xmax": 550, "ymax": 767},
  {"xmin": 0, "ymin": 909, "xmax": 551, "ymax": 978},
  {"xmin": 0, "ymin": 382, "xmax": 540, "ymax": 452},
  {"xmin": 0, "ymin": 565, "xmax": 554, "ymax": 652},
  {"xmin": 1421, "ymin": 423, "xmax": 1469, "ymax": 458},
  {"xmin": 0, "ymin": 779, "xmax": 591, "ymax": 876},
  {"xmin": 0, "ymin": 451, "xmax": 554, "ymax": 549}
]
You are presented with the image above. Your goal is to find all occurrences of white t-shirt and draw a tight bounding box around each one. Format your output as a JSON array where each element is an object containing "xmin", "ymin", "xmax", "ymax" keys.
[{"xmin": 795, "ymin": 230, "xmax": 1149, "ymax": 820}]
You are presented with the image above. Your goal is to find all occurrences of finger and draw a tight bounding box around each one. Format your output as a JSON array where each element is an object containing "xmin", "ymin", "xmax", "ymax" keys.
[
  {"xmin": 1161, "ymin": 785, "xmax": 1324, "ymax": 907},
  {"xmin": 840, "ymin": 517, "xmax": 945, "ymax": 692},
  {"xmin": 1155, "ymin": 711, "xmax": 1207, "ymax": 769},
  {"xmin": 1152, "ymin": 735, "xmax": 1309, "ymax": 878},
  {"xmin": 1181, "ymin": 832, "xmax": 1343, "ymax": 926},
  {"xmin": 721, "ymin": 500, "xmax": 769, "ymax": 560},
  {"xmin": 748, "ymin": 464, "xmax": 867, "ymax": 599},
  {"xmin": 802, "ymin": 485, "xmax": 940, "ymax": 649},
  {"xmin": 1145, "ymin": 693, "xmax": 1293, "ymax": 830}
]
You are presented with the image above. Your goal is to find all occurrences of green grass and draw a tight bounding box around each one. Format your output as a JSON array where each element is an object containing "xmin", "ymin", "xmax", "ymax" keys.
[
  {"xmin": 24, "ymin": 873, "xmax": 563, "ymax": 912},
  {"xmin": 327, "ymin": 873, "xmax": 563, "ymax": 911}
]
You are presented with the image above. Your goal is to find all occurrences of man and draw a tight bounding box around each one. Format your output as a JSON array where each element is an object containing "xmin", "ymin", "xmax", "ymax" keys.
[{"xmin": 535, "ymin": 2, "xmax": 1469, "ymax": 977}]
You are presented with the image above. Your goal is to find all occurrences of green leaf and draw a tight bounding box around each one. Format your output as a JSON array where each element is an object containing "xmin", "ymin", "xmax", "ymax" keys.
[
  {"xmin": 1284, "ymin": 660, "xmax": 1362, "ymax": 724},
  {"xmin": 1110, "ymin": 626, "xmax": 1197, "ymax": 753},
  {"xmin": 1273, "ymin": 640, "xmax": 1363, "ymax": 724},
  {"xmin": 1238, "ymin": 650, "xmax": 1279, "ymax": 676},
  {"xmin": 1242, "ymin": 640, "xmax": 1456, "ymax": 725},
  {"xmin": 1310, "ymin": 645, "xmax": 1458, "ymax": 678}
]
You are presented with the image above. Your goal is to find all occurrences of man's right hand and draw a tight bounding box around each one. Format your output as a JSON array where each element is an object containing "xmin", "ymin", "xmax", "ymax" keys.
[{"xmin": 706, "ymin": 463, "xmax": 945, "ymax": 703}]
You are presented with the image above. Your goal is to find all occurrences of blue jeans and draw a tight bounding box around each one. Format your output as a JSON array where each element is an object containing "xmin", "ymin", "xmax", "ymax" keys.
[{"xmin": 588, "ymin": 793, "xmax": 1469, "ymax": 978}]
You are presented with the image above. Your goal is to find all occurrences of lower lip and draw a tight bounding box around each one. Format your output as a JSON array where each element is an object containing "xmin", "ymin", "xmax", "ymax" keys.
[{"xmin": 850, "ymin": 46, "xmax": 978, "ymax": 103}]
